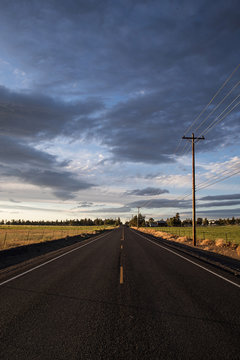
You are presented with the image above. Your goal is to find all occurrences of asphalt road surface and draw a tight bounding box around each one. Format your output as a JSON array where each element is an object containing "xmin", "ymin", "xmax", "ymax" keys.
[{"xmin": 0, "ymin": 226, "xmax": 239, "ymax": 359}]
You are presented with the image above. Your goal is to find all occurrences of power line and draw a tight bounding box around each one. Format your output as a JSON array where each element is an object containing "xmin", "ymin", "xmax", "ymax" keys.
[
  {"xmin": 176, "ymin": 63, "xmax": 240, "ymax": 156},
  {"xmin": 196, "ymin": 169, "xmax": 240, "ymax": 191},
  {"xmin": 199, "ymin": 97, "xmax": 240, "ymax": 137},
  {"xmin": 183, "ymin": 63, "xmax": 240, "ymax": 137},
  {"xmin": 194, "ymin": 81, "xmax": 240, "ymax": 135},
  {"xmin": 196, "ymin": 161, "xmax": 240, "ymax": 188},
  {"xmin": 178, "ymin": 163, "xmax": 240, "ymax": 200},
  {"xmin": 196, "ymin": 162, "xmax": 240, "ymax": 189},
  {"xmin": 181, "ymin": 142, "xmax": 192, "ymax": 157}
]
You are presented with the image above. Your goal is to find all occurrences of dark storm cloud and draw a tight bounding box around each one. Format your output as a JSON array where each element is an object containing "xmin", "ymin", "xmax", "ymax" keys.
[
  {"xmin": 2, "ymin": 164, "xmax": 94, "ymax": 200},
  {"xmin": 200, "ymin": 194, "xmax": 240, "ymax": 201},
  {"xmin": 0, "ymin": 86, "xmax": 103, "ymax": 140},
  {"xmin": 18, "ymin": 169, "xmax": 94, "ymax": 200},
  {"xmin": 126, "ymin": 187, "xmax": 169, "ymax": 196},
  {"xmin": 0, "ymin": 87, "xmax": 100, "ymax": 198},
  {"xmin": 0, "ymin": 137, "xmax": 94, "ymax": 199},
  {"xmin": 0, "ymin": 135, "xmax": 57, "ymax": 166},
  {"xmin": 0, "ymin": 0, "xmax": 240, "ymax": 167}
]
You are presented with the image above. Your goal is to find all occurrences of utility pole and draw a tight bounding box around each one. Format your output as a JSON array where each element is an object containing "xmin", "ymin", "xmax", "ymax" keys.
[
  {"xmin": 182, "ymin": 133, "xmax": 204, "ymax": 246},
  {"xmin": 137, "ymin": 207, "xmax": 141, "ymax": 229}
]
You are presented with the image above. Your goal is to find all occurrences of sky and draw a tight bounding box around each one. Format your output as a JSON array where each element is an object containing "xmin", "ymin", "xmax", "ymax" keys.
[{"xmin": 0, "ymin": 0, "xmax": 239, "ymax": 222}]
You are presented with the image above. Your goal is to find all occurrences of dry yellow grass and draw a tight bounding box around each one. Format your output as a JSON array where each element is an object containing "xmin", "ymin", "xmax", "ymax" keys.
[
  {"xmin": 236, "ymin": 246, "xmax": 240, "ymax": 256},
  {"xmin": 200, "ymin": 239, "xmax": 214, "ymax": 246},
  {"xmin": 175, "ymin": 236, "xmax": 189, "ymax": 244},
  {"xmin": 0, "ymin": 225, "xmax": 113, "ymax": 251},
  {"xmin": 215, "ymin": 238, "xmax": 227, "ymax": 247}
]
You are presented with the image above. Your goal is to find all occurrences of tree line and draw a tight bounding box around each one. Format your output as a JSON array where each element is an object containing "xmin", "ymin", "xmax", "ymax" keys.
[
  {"xmin": 0, "ymin": 217, "xmax": 122, "ymax": 226},
  {"xmin": 127, "ymin": 213, "xmax": 240, "ymax": 227}
]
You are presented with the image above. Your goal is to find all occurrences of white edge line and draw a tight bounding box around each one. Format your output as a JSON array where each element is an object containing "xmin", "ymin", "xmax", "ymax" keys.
[
  {"xmin": 0, "ymin": 232, "xmax": 111, "ymax": 287},
  {"xmin": 132, "ymin": 229, "xmax": 240, "ymax": 290}
]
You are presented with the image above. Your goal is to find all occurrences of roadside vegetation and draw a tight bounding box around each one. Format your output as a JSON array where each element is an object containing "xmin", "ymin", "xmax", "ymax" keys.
[
  {"xmin": 149, "ymin": 225, "xmax": 240, "ymax": 245},
  {"xmin": 129, "ymin": 213, "xmax": 240, "ymax": 260},
  {"xmin": 128, "ymin": 212, "xmax": 240, "ymax": 245},
  {"xmin": 0, "ymin": 224, "xmax": 116, "ymax": 251},
  {"xmin": 134, "ymin": 225, "xmax": 240, "ymax": 259}
]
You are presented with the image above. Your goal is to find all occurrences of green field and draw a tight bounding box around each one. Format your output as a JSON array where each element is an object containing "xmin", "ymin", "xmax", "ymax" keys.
[
  {"xmin": 150, "ymin": 225, "xmax": 240, "ymax": 245},
  {"xmin": 0, "ymin": 225, "xmax": 114, "ymax": 250}
]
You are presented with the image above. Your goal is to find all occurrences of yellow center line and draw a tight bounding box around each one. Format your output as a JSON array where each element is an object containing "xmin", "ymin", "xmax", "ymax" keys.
[{"xmin": 120, "ymin": 266, "xmax": 124, "ymax": 284}]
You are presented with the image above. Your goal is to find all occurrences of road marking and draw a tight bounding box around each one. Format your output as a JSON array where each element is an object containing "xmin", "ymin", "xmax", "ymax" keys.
[
  {"xmin": 133, "ymin": 230, "xmax": 240, "ymax": 289},
  {"xmin": 0, "ymin": 232, "xmax": 112, "ymax": 287},
  {"xmin": 120, "ymin": 266, "xmax": 124, "ymax": 284}
]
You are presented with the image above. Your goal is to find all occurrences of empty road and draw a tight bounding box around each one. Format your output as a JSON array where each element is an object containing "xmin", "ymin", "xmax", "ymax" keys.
[{"xmin": 0, "ymin": 226, "xmax": 239, "ymax": 359}]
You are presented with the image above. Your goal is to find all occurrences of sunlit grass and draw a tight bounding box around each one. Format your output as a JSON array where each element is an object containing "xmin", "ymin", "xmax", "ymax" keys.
[
  {"xmin": 0, "ymin": 225, "xmax": 114, "ymax": 250},
  {"xmin": 150, "ymin": 225, "xmax": 240, "ymax": 244}
]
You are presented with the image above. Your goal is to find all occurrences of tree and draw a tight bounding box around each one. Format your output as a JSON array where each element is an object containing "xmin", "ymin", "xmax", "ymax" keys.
[
  {"xmin": 115, "ymin": 217, "xmax": 121, "ymax": 226},
  {"xmin": 129, "ymin": 213, "xmax": 145, "ymax": 227},
  {"xmin": 197, "ymin": 217, "xmax": 203, "ymax": 226},
  {"xmin": 203, "ymin": 218, "xmax": 209, "ymax": 226},
  {"xmin": 168, "ymin": 213, "xmax": 181, "ymax": 227},
  {"xmin": 182, "ymin": 218, "xmax": 192, "ymax": 227}
]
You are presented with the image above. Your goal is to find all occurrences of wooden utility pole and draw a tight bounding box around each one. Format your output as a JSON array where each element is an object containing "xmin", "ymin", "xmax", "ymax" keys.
[
  {"xmin": 182, "ymin": 133, "xmax": 204, "ymax": 246},
  {"xmin": 137, "ymin": 207, "xmax": 141, "ymax": 229}
]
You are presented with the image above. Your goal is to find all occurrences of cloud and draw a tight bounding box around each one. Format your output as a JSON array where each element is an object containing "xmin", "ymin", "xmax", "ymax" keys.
[
  {"xmin": 126, "ymin": 187, "xmax": 169, "ymax": 196},
  {"xmin": 0, "ymin": 87, "xmax": 100, "ymax": 199},
  {"xmin": 0, "ymin": 0, "xmax": 239, "ymax": 214},
  {"xmin": 184, "ymin": 208, "xmax": 240, "ymax": 218},
  {"xmin": 198, "ymin": 200, "xmax": 240, "ymax": 208},
  {"xmin": 77, "ymin": 201, "xmax": 94, "ymax": 208},
  {"xmin": 153, "ymin": 174, "xmax": 192, "ymax": 188},
  {"xmin": 9, "ymin": 198, "xmax": 21, "ymax": 203},
  {"xmin": 0, "ymin": 203, "xmax": 66, "ymax": 213},
  {"xmin": 0, "ymin": 135, "xmax": 57, "ymax": 167},
  {"xmin": 144, "ymin": 173, "xmax": 162, "ymax": 179},
  {"xmin": 128, "ymin": 198, "xmax": 191, "ymax": 209},
  {"xmin": 0, "ymin": 137, "xmax": 94, "ymax": 199},
  {"xmin": 84, "ymin": 206, "xmax": 131, "ymax": 213},
  {"xmin": 0, "ymin": 86, "xmax": 103, "ymax": 141},
  {"xmin": 0, "ymin": 0, "xmax": 239, "ymax": 166},
  {"xmin": 200, "ymin": 194, "xmax": 240, "ymax": 201},
  {"xmin": 17, "ymin": 169, "xmax": 94, "ymax": 200}
]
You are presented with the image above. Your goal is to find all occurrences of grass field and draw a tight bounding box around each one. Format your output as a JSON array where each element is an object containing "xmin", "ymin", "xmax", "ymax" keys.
[
  {"xmin": 150, "ymin": 225, "xmax": 240, "ymax": 244},
  {"xmin": 0, "ymin": 225, "xmax": 114, "ymax": 250}
]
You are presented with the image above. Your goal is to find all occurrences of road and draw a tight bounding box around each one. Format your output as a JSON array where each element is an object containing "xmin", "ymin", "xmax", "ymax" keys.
[{"xmin": 0, "ymin": 226, "xmax": 239, "ymax": 359}]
